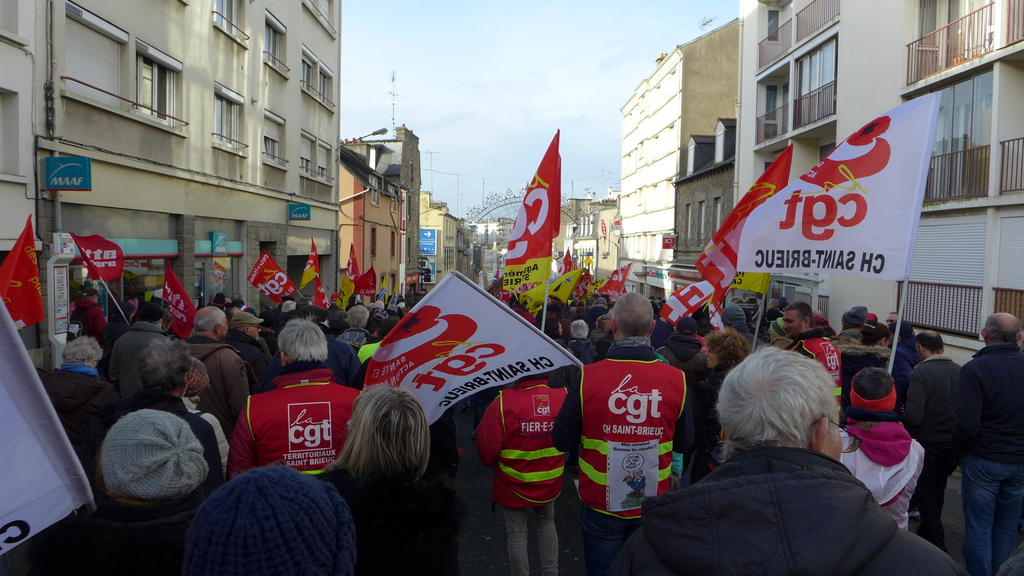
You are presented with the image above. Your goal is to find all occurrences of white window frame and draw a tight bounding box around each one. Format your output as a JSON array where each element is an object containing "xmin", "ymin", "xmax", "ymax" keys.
[
  {"xmin": 299, "ymin": 132, "xmax": 314, "ymax": 175},
  {"xmin": 316, "ymin": 140, "xmax": 331, "ymax": 180},
  {"xmin": 213, "ymin": 83, "xmax": 244, "ymax": 150},
  {"xmin": 263, "ymin": 110, "xmax": 285, "ymax": 167},
  {"xmin": 135, "ymin": 41, "xmax": 181, "ymax": 124},
  {"xmin": 264, "ymin": 11, "xmax": 287, "ymax": 73},
  {"xmin": 299, "ymin": 44, "xmax": 334, "ymax": 110}
]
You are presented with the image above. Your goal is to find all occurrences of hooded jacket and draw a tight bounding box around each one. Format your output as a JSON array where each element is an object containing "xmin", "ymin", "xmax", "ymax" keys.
[
  {"xmin": 608, "ymin": 447, "xmax": 965, "ymax": 576},
  {"xmin": 841, "ymin": 421, "xmax": 924, "ymax": 529},
  {"xmin": 319, "ymin": 468, "xmax": 464, "ymax": 576},
  {"xmin": 38, "ymin": 368, "xmax": 119, "ymax": 456},
  {"xmin": 72, "ymin": 298, "xmax": 107, "ymax": 341},
  {"xmin": 833, "ymin": 343, "xmax": 890, "ymax": 410},
  {"xmin": 109, "ymin": 322, "xmax": 166, "ymax": 399},
  {"xmin": 224, "ymin": 328, "xmax": 270, "ymax": 394},
  {"xmin": 186, "ymin": 336, "xmax": 250, "ymax": 440},
  {"xmin": 658, "ymin": 333, "xmax": 710, "ymax": 385}
]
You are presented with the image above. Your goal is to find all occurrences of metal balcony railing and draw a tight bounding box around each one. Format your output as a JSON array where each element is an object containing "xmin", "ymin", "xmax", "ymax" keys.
[
  {"xmin": 904, "ymin": 281, "xmax": 983, "ymax": 336},
  {"xmin": 1001, "ymin": 137, "xmax": 1024, "ymax": 193},
  {"xmin": 906, "ymin": 3, "xmax": 994, "ymax": 84},
  {"xmin": 924, "ymin": 145, "xmax": 990, "ymax": 202},
  {"xmin": 300, "ymin": 80, "xmax": 335, "ymax": 108},
  {"xmin": 212, "ymin": 132, "xmax": 249, "ymax": 150},
  {"xmin": 817, "ymin": 295, "xmax": 830, "ymax": 319},
  {"xmin": 1009, "ymin": 0, "xmax": 1024, "ymax": 44},
  {"xmin": 796, "ymin": 0, "xmax": 840, "ymax": 43},
  {"xmin": 212, "ymin": 11, "xmax": 250, "ymax": 42},
  {"xmin": 262, "ymin": 51, "xmax": 291, "ymax": 72},
  {"xmin": 758, "ymin": 19, "xmax": 792, "ymax": 69},
  {"xmin": 261, "ymin": 150, "xmax": 289, "ymax": 166},
  {"xmin": 793, "ymin": 80, "xmax": 836, "ymax": 129},
  {"xmin": 995, "ymin": 287, "xmax": 1024, "ymax": 321},
  {"xmin": 755, "ymin": 103, "xmax": 789, "ymax": 144},
  {"xmin": 61, "ymin": 76, "xmax": 189, "ymax": 127}
]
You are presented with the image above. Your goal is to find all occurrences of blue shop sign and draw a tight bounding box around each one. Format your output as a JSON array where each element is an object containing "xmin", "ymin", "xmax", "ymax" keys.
[
  {"xmin": 288, "ymin": 203, "xmax": 311, "ymax": 221},
  {"xmin": 44, "ymin": 157, "xmax": 92, "ymax": 191},
  {"xmin": 420, "ymin": 228, "xmax": 437, "ymax": 255},
  {"xmin": 210, "ymin": 232, "xmax": 228, "ymax": 255}
]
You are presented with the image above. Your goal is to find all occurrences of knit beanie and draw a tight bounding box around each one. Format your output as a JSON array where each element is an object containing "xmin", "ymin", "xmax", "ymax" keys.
[
  {"xmin": 842, "ymin": 306, "xmax": 868, "ymax": 329},
  {"xmin": 722, "ymin": 304, "xmax": 746, "ymax": 327},
  {"xmin": 182, "ymin": 467, "xmax": 356, "ymax": 576},
  {"xmin": 101, "ymin": 409, "xmax": 207, "ymax": 502},
  {"xmin": 184, "ymin": 357, "xmax": 210, "ymax": 397},
  {"xmin": 769, "ymin": 318, "xmax": 786, "ymax": 338}
]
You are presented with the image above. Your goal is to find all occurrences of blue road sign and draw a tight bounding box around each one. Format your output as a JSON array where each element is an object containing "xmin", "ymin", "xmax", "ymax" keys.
[{"xmin": 420, "ymin": 228, "xmax": 437, "ymax": 255}]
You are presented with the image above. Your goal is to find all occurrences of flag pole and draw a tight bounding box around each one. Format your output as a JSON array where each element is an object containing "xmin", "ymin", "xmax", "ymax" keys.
[
  {"xmin": 96, "ymin": 277, "xmax": 131, "ymax": 324},
  {"xmin": 751, "ymin": 291, "xmax": 769, "ymax": 345},
  {"xmin": 886, "ymin": 279, "xmax": 908, "ymax": 372},
  {"xmin": 540, "ymin": 277, "xmax": 550, "ymax": 334}
]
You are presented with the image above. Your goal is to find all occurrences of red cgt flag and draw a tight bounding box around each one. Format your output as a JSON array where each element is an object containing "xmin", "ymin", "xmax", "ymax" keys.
[
  {"xmin": 503, "ymin": 131, "xmax": 561, "ymax": 292},
  {"xmin": 355, "ymin": 265, "xmax": 377, "ymax": 296},
  {"xmin": 313, "ymin": 276, "xmax": 329, "ymax": 308},
  {"xmin": 70, "ymin": 232, "xmax": 124, "ymax": 282},
  {"xmin": 0, "ymin": 216, "xmax": 44, "ymax": 329},
  {"xmin": 163, "ymin": 264, "xmax": 197, "ymax": 338},
  {"xmin": 247, "ymin": 251, "xmax": 298, "ymax": 304},
  {"xmin": 695, "ymin": 145, "xmax": 793, "ymax": 305},
  {"xmin": 346, "ymin": 244, "xmax": 361, "ymax": 278},
  {"xmin": 601, "ymin": 262, "xmax": 632, "ymax": 300}
]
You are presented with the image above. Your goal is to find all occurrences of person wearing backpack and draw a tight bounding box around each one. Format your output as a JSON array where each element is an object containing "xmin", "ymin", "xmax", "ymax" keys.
[{"xmin": 69, "ymin": 287, "xmax": 107, "ymax": 342}]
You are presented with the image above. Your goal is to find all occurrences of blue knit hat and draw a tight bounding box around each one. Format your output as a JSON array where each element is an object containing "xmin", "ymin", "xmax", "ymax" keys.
[{"xmin": 182, "ymin": 467, "xmax": 356, "ymax": 576}]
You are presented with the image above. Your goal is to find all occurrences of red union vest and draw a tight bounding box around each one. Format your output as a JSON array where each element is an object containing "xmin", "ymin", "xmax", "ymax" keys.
[
  {"xmin": 789, "ymin": 336, "xmax": 843, "ymax": 404},
  {"xmin": 493, "ymin": 383, "xmax": 568, "ymax": 507},
  {"xmin": 578, "ymin": 359, "xmax": 685, "ymax": 518},
  {"xmin": 245, "ymin": 382, "xmax": 360, "ymax": 473}
]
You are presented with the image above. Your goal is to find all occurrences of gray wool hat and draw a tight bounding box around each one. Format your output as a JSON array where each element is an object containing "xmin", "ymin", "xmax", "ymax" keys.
[
  {"xmin": 722, "ymin": 304, "xmax": 747, "ymax": 327},
  {"xmin": 842, "ymin": 305, "xmax": 868, "ymax": 329},
  {"xmin": 101, "ymin": 409, "xmax": 208, "ymax": 502}
]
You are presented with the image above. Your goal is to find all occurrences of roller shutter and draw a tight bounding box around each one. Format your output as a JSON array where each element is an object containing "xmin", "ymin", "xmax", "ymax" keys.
[
  {"xmin": 910, "ymin": 215, "xmax": 986, "ymax": 286},
  {"xmin": 65, "ymin": 18, "xmax": 120, "ymax": 107}
]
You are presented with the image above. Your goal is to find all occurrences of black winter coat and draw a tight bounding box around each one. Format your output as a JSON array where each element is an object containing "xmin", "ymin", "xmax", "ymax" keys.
[
  {"xmin": 834, "ymin": 343, "xmax": 890, "ymax": 411},
  {"xmin": 685, "ymin": 368, "xmax": 727, "ymax": 483},
  {"xmin": 224, "ymin": 329, "xmax": 269, "ymax": 394},
  {"xmin": 28, "ymin": 489, "xmax": 203, "ymax": 576},
  {"xmin": 37, "ymin": 368, "xmax": 119, "ymax": 456},
  {"xmin": 955, "ymin": 343, "xmax": 1024, "ymax": 462},
  {"xmin": 658, "ymin": 333, "xmax": 710, "ymax": 385},
  {"xmin": 609, "ymin": 447, "xmax": 966, "ymax": 576},
  {"xmin": 319, "ymin": 468, "xmax": 464, "ymax": 576}
]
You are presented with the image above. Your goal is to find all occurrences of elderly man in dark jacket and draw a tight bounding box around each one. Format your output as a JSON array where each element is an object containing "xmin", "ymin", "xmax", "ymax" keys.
[
  {"xmin": 656, "ymin": 317, "xmax": 709, "ymax": 385},
  {"xmin": 609, "ymin": 348, "xmax": 965, "ymax": 576},
  {"xmin": 224, "ymin": 311, "xmax": 269, "ymax": 394},
  {"xmin": 955, "ymin": 313, "xmax": 1024, "ymax": 576},
  {"xmin": 109, "ymin": 303, "xmax": 167, "ymax": 398}
]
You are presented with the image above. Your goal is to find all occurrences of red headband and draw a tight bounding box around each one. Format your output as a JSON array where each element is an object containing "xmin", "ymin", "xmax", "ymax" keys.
[{"xmin": 850, "ymin": 379, "xmax": 897, "ymax": 412}]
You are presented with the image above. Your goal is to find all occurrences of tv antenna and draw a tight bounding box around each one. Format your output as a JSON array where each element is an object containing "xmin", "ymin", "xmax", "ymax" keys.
[
  {"xmin": 387, "ymin": 71, "xmax": 405, "ymax": 133},
  {"xmin": 425, "ymin": 150, "xmax": 438, "ymax": 192},
  {"xmin": 699, "ymin": 16, "xmax": 718, "ymax": 31}
]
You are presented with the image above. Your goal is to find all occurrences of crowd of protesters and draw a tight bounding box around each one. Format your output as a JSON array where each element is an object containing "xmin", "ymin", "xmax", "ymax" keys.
[{"xmin": 15, "ymin": 283, "xmax": 1024, "ymax": 576}]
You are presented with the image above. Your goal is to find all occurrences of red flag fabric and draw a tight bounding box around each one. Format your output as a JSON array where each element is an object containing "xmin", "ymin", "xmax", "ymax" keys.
[
  {"xmin": 354, "ymin": 265, "xmax": 377, "ymax": 296},
  {"xmin": 503, "ymin": 131, "xmax": 561, "ymax": 292},
  {"xmin": 695, "ymin": 145, "xmax": 793, "ymax": 304},
  {"xmin": 314, "ymin": 276, "xmax": 329, "ymax": 308},
  {"xmin": 163, "ymin": 264, "xmax": 197, "ymax": 338},
  {"xmin": 300, "ymin": 238, "xmax": 321, "ymax": 289},
  {"xmin": 247, "ymin": 251, "xmax": 298, "ymax": 304},
  {"xmin": 0, "ymin": 216, "xmax": 44, "ymax": 329},
  {"xmin": 660, "ymin": 281, "xmax": 715, "ymax": 325},
  {"xmin": 601, "ymin": 263, "xmax": 632, "ymax": 299},
  {"xmin": 557, "ymin": 248, "xmax": 574, "ymax": 276},
  {"xmin": 347, "ymin": 244, "xmax": 361, "ymax": 278},
  {"xmin": 70, "ymin": 233, "xmax": 124, "ymax": 282},
  {"xmin": 573, "ymin": 269, "xmax": 593, "ymax": 300}
]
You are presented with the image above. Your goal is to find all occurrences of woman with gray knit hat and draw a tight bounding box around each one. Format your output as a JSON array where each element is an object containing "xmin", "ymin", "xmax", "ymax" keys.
[{"xmin": 29, "ymin": 409, "xmax": 208, "ymax": 576}]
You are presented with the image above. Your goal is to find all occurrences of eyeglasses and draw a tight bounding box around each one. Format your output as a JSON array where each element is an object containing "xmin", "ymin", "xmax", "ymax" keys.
[{"xmin": 824, "ymin": 417, "xmax": 860, "ymax": 453}]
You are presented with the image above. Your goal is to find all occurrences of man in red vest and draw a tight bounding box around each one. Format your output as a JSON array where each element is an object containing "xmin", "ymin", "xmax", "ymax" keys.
[
  {"xmin": 783, "ymin": 301, "xmax": 842, "ymax": 404},
  {"xmin": 552, "ymin": 292, "xmax": 686, "ymax": 576},
  {"xmin": 477, "ymin": 376, "xmax": 567, "ymax": 576},
  {"xmin": 227, "ymin": 318, "xmax": 359, "ymax": 478}
]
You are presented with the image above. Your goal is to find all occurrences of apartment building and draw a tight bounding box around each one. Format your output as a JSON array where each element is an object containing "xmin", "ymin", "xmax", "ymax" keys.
[
  {"xmin": 35, "ymin": 0, "xmax": 341, "ymax": 337},
  {"xmin": 737, "ymin": 0, "xmax": 1024, "ymax": 359},
  {"xmin": 619, "ymin": 19, "xmax": 740, "ymax": 298},
  {"xmin": 569, "ymin": 199, "xmax": 621, "ymax": 282},
  {"xmin": 419, "ymin": 190, "xmax": 461, "ymax": 289},
  {"xmin": 337, "ymin": 146, "xmax": 405, "ymax": 296}
]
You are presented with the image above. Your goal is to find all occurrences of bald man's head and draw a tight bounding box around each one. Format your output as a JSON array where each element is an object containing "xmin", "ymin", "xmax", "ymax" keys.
[
  {"xmin": 982, "ymin": 313, "xmax": 1022, "ymax": 345},
  {"xmin": 609, "ymin": 292, "xmax": 654, "ymax": 338}
]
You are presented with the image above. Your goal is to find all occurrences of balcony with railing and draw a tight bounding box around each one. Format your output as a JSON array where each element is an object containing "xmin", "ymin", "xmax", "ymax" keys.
[
  {"xmin": 1009, "ymin": 0, "xmax": 1024, "ymax": 44},
  {"xmin": 300, "ymin": 80, "xmax": 335, "ymax": 109},
  {"xmin": 756, "ymin": 103, "xmax": 789, "ymax": 144},
  {"xmin": 263, "ymin": 51, "xmax": 291, "ymax": 74},
  {"xmin": 61, "ymin": 76, "xmax": 190, "ymax": 129},
  {"xmin": 793, "ymin": 80, "xmax": 836, "ymax": 129},
  {"xmin": 995, "ymin": 287, "xmax": 1024, "ymax": 320},
  {"xmin": 758, "ymin": 19, "xmax": 793, "ymax": 69},
  {"xmin": 212, "ymin": 132, "xmax": 249, "ymax": 152},
  {"xmin": 907, "ymin": 3, "xmax": 994, "ymax": 84},
  {"xmin": 212, "ymin": 11, "xmax": 250, "ymax": 45},
  {"xmin": 904, "ymin": 281, "xmax": 983, "ymax": 336},
  {"xmin": 924, "ymin": 145, "xmax": 990, "ymax": 202},
  {"xmin": 1001, "ymin": 137, "xmax": 1024, "ymax": 194},
  {"xmin": 796, "ymin": 0, "xmax": 840, "ymax": 43},
  {"xmin": 261, "ymin": 150, "xmax": 288, "ymax": 167}
]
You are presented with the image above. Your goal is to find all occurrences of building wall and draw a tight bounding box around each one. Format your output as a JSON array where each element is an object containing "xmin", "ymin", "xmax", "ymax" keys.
[
  {"xmin": 674, "ymin": 167, "xmax": 736, "ymax": 267},
  {"xmin": 619, "ymin": 20, "xmax": 740, "ymax": 297}
]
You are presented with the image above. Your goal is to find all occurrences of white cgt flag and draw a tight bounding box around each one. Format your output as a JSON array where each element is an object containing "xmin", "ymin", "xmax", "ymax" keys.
[
  {"xmin": 736, "ymin": 95, "xmax": 941, "ymax": 281},
  {"xmin": 0, "ymin": 300, "xmax": 93, "ymax": 556},
  {"xmin": 365, "ymin": 271, "xmax": 582, "ymax": 424}
]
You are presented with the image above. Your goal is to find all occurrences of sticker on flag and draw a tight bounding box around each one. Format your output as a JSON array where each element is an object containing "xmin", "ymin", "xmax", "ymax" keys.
[{"xmin": 365, "ymin": 271, "xmax": 582, "ymax": 424}]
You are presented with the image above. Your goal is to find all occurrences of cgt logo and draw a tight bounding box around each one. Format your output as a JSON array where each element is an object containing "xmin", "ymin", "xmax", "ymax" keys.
[
  {"xmin": 532, "ymin": 394, "xmax": 550, "ymax": 417},
  {"xmin": 288, "ymin": 402, "xmax": 332, "ymax": 451},
  {"xmin": 608, "ymin": 374, "xmax": 663, "ymax": 424}
]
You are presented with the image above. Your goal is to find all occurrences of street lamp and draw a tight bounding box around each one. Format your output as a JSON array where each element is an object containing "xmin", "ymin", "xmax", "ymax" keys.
[{"xmin": 358, "ymin": 128, "xmax": 388, "ymax": 139}]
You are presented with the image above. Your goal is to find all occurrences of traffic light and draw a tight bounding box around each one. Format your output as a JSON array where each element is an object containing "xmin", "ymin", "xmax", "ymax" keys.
[{"xmin": 423, "ymin": 272, "xmax": 432, "ymax": 283}]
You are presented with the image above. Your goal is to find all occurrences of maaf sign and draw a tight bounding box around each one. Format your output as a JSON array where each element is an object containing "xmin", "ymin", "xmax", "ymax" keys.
[{"xmin": 43, "ymin": 157, "xmax": 92, "ymax": 191}]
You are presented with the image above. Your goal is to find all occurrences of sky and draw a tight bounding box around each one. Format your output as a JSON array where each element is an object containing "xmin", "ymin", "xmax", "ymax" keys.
[{"xmin": 341, "ymin": 0, "xmax": 742, "ymax": 219}]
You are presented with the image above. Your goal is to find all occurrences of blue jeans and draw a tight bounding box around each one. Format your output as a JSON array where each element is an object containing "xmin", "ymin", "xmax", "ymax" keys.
[
  {"xmin": 580, "ymin": 505, "xmax": 642, "ymax": 576},
  {"xmin": 961, "ymin": 453, "xmax": 1024, "ymax": 576}
]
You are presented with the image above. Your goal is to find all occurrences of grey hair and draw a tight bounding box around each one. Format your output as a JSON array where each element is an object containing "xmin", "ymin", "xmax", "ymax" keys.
[
  {"xmin": 610, "ymin": 292, "xmax": 652, "ymax": 337},
  {"xmin": 716, "ymin": 347, "xmax": 837, "ymax": 460},
  {"xmin": 570, "ymin": 320, "xmax": 589, "ymax": 339},
  {"xmin": 769, "ymin": 299, "xmax": 779, "ymax": 307},
  {"xmin": 984, "ymin": 313, "xmax": 1022, "ymax": 343},
  {"xmin": 852, "ymin": 367, "xmax": 893, "ymax": 401},
  {"xmin": 62, "ymin": 337, "xmax": 103, "ymax": 367},
  {"xmin": 278, "ymin": 318, "xmax": 329, "ymax": 363},
  {"xmin": 139, "ymin": 338, "xmax": 192, "ymax": 392},
  {"xmin": 348, "ymin": 305, "xmax": 370, "ymax": 329},
  {"xmin": 281, "ymin": 301, "xmax": 297, "ymax": 314},
  {"xmin": 594, "ymin": 297, "xmax": 608, "ymax": 307},
  {"xmin": 193, "ymin": 307, "xmax": 226, "ymax": 334}
]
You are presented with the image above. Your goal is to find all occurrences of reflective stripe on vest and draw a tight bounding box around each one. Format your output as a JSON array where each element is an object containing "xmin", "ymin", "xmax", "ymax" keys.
[{"xmin": 494, "ymin": 385, "xmax": 567, "ymax": 505}]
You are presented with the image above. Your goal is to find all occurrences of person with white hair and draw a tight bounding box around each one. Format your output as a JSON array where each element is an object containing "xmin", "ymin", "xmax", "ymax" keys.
[
  {"xmin": 227, "ymin": 318, "xmax": 359, "ymax": 478},
  {"xmin": 38, "ymin": 336, "xmax": 119, "ymax": 455},
  {"xmin": 608, "ymin": 348, "xmax": 964, "ymax": 576},
  {"xmin": 340, "ymin": 305, "xmax": 372, "ymax": 348}
]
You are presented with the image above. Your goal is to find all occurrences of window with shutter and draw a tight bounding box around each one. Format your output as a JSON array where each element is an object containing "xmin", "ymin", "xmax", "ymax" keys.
[
  {"xmin": 998, "ymin": 216, "xmax": 1024, "ymax": 289},
  {"xmin": 910, "ymin": 216, "xmax": 986, "ymax": 285},
  {"xmin": 300, "ymin": 135, "xmax": 313, "ymax": 175},
  {"xmin": 263, "ymin": 116, "xmax": 282, "ymax": 164},
  {"xmin": 65, "ymin": 18, "xmax": 120, "ymax": 107}
]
